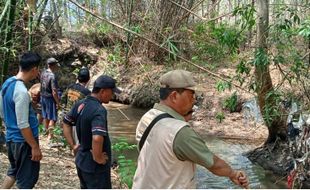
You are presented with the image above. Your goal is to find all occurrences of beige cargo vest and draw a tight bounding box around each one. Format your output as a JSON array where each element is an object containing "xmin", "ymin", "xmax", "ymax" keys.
[{"xmin": 133, "ymin": 109, "xmax": 196, "ymax": 189}]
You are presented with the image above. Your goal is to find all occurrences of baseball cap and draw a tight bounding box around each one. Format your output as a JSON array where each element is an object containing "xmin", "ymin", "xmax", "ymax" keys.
[
  {"xmin": 159, "ymin": 70, "xmax": 203, "ymax": 92},
  {"xmin": 78, "ymin": 68, "xmax": 90, "ymax": 82},
  {"xmin": 93, "ymin": 75, "xmax": 121, "ymax": 94},
  {"xmin": 47, "ymin": 57, "xmax": 60, "ymax": 66}
]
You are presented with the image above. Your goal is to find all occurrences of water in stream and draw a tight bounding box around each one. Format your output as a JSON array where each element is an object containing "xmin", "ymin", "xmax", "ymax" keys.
[{"xmin": 105, "ymin": 102, "xmax": 287, "ymax": 189}]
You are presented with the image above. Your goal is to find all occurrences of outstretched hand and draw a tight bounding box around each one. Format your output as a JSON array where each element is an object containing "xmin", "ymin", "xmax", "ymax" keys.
[{"xmin": 230, "ymin": 170, "xmax": 249, "ymax": 188}]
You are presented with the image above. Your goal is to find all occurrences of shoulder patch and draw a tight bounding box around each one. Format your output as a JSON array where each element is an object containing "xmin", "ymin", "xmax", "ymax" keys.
[{"xmin": 77, "ymin": 103, "xmax": 85, "ymax": 114}]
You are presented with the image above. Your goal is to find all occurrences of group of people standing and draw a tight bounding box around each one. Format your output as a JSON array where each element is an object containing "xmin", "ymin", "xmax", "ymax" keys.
[
  {"xmin": 0, "ymin": 51, "xmax": 249, "ymax": 189},
  {"xmin": 0, "ymin": 52, "xmax": 119, "ymax": 188}
]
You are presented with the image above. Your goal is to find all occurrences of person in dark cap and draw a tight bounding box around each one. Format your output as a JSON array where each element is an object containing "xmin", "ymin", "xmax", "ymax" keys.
[
  {"xmin": 60, "ymin": 67, "xmax": 91, "ymax": 146},
  {"xmin": 63, "ymin": 74, "xmax": 121, "ymax": 189},
  {"xmin": 132, "ymin": 70, "xmax": 249, "ymax": 189},
  {"xmin": 40, "ymin": 57, "xmax": 60, "ymax": 141}
]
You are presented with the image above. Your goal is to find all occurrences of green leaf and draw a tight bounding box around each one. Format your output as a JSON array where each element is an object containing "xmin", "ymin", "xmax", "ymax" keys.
[
  {"xmin": 216, "ymin": 81, "xmax": 231, "ymax": 92},
  {"xmin": 215, "ymin": 112, "xmax": 225, "ymax": 123}
]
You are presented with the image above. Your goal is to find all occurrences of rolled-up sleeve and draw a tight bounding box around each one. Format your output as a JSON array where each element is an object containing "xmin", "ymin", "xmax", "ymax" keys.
[
  {"xmin": 91, "ymin": 112, "xmax": 107, "ymax": 137},
  {"xmin": 14, "ymin": 86, "xmax": 31, "ymax": 129},
  {"xmin": 173, "ymin": 126, "xmax": 214, "ymax": 168}
]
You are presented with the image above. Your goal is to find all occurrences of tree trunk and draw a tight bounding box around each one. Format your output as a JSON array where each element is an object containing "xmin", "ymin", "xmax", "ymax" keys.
[
  {"xmin": 35, "ymin": 0, "xmax": 49, "ymax": 29},
  {"xmin": 51, "ymin": 0, "xmax": 61, "ymax": 37},
  {"xmin": 247, "ymin": 0, "xmax": 255, "ymax": 47},
  {"xmin": 63, "ymin": 0, "xmax": 68, "ymax": 27},
  {"xmin": 255, "ymin": 0, "xmax": 287, "ymax": 144},
  {"xmin": 28, "ymin": 7, "xmax": 33, "ymax": 50},
  {"xmin": 210, "ymin": 0, "xmax": 218, "ymax": 25},
  {"xmin": 255, "ymin": 0, "xmax": 273, "ymax": 141},
  {"xmin": 85, "ymin": 0, "xmax": 91, "ymax": 21},
  {"xmin": 125, "ymin": 0, "xmax": 134, "ymax": 64},
  {"xmin": 26, "ymin": 0, "xmax": 36, "ymax": 51},
  {"xmin": 201, "ymin": 0, "xmax": 204, "ymax": 16},
  {"xmin": 308, "ymin": 36, "xmax": 310, "ymax": 66}
]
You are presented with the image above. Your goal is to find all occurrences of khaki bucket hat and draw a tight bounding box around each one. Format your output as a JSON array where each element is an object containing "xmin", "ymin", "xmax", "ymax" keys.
[{"xmin": 159, "ymin": 70, "xmax": 204, "ymax": 92}]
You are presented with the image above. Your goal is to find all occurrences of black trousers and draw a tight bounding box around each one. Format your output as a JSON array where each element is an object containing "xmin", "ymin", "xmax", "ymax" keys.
[
  {"xmin": 77, "ymin": 166, "xmax": 111, "ymax": 189},
  {"xmin": 6, "ymin": 141, "xmax": 40, "ymax": 188}
]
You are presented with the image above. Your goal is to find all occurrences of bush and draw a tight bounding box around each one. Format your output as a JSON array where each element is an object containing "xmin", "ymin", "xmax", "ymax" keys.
[
  {"xmin": 223, "ymin": 92, "xmax": 238, "ymax": 113},
  {"xmin": 215, "ymin": 112, "xmax": 225, "ymax": 123},
  {"xmin": 191, "ymin": 22, "xmax": 245, "ymax": 65},
  {"xmin": 112, "ymin": 138, "xmax": 137, "ymax": 188}
]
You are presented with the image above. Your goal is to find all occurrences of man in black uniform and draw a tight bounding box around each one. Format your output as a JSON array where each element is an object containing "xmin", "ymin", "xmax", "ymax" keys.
[
  {"xmin": 62, "ymin": 75, "xmax": 121, "ymax": 189},
  {"xmin": 61, "ymin": 67, "xmax": 91, "ymax": 112}
]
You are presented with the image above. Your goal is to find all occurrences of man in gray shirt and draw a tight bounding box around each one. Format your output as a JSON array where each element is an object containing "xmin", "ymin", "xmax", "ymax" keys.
[{"xmin": 40, "ymin": 57, "xmax": 60, "ymax": 140}]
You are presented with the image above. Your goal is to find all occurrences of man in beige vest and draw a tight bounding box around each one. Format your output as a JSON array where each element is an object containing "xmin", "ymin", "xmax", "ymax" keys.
[{"xmin": 133, "ymin": 70, "xmax": 249, "ymax": 189}]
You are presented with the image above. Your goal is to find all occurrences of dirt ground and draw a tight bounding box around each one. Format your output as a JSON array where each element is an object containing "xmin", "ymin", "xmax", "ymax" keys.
[
  {"xmin": 0, "ymin": 135, "xmax": 124, "ymax": 189},
  {"xmin": 192, "ymin": 110, "xmax": 268, "ymax": 142},
  {"xmin": 188, "ymin": 67, "xmax": 269, "ymax": 142}
]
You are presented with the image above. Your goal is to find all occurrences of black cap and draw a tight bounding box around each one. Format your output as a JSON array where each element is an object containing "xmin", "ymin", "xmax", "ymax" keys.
[
  {"xmin": 94, "ymin": 75, "xmax": 121, "ymax": 94},
  {"xmin": 47, "ymin": 57, "xmax": 59, "ymax": 66},
  {"xmin": 78, "ymin": 68, "xmax": 90, "ymax": 82}
]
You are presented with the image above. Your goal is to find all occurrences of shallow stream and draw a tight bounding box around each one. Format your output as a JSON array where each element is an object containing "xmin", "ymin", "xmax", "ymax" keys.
[{"xmin": 106, "ymin": 102, "xmax": 287, "ymax": 189}]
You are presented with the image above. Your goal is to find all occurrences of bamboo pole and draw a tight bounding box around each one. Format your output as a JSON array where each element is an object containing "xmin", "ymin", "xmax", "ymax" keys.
[
  {"xmin": 125, "ymin": 0, "xmax": 134, "ymax": 64},
  {"xmin": 28, "ymin": 5, "xmax": 33, "ymax": 50},
  {"xmin": 0, "ymin": 0, "xmax": 11, "ymax": 30},
  {"xmin": 1, "ymin": 0, "xmax": 17, "ymax": 85}
]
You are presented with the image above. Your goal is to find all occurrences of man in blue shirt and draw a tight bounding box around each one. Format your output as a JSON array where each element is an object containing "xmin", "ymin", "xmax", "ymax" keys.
[
  {"xmin": 63, "ymin": 75, "xmax": 121, "ymax": 188},
  {"xmin": 0, "ymin": 52, "xmax": 43, "ymax": 188}
]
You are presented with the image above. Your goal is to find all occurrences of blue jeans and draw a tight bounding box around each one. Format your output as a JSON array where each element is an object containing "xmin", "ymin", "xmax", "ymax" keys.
[{"xmin": 41, "ymin": 96, "xmax": 57, "ymax": 121}]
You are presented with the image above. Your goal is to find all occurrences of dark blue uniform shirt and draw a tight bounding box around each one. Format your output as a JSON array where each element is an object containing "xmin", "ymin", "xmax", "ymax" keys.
[{"xmin": 63, "ymin": 95, "xmax": 111, "ymax": 173}]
